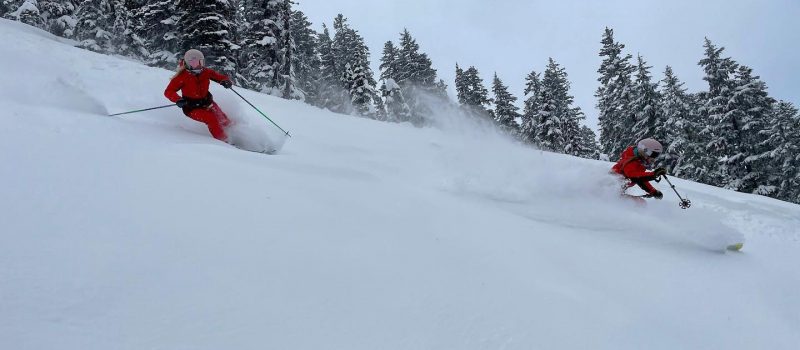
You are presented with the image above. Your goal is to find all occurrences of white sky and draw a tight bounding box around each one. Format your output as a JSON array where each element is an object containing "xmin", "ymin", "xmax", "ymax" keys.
[{"xmin": 297, "ymin": 0, "xmax": 800, "ymax": 129}]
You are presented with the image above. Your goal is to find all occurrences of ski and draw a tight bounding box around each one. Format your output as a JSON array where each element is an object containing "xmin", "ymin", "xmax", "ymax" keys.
[
  {"xmin": 235, "ymin": 146, "xmax": 277, "ymax": 155},
  {"xmin": 726, "ymin": 242, "xmax": 744, "ymax": 252}
]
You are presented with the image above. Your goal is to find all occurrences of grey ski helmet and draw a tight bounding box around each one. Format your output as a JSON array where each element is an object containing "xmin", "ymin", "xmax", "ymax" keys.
[
  {"xmin": 184, "ymin": 49, "xmax": 205, "ymax": 72},
  {"xmin": 637, "ymin": 138, "xmax": 663, "ymax": 158}
]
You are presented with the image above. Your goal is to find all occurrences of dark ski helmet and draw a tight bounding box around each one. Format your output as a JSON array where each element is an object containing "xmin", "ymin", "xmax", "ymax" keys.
[{"xmin": 636, "ymin": 138, "xmax": 663, "ymax": 159}]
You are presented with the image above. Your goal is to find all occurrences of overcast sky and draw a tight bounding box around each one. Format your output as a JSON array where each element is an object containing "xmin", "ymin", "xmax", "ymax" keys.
[{"xmin": 297, "ymin": 0, "xmax": 799, "ymax": 129}]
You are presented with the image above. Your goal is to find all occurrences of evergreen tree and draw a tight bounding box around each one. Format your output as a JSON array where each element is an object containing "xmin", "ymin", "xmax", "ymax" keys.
[
  {"xmin": 596, "ymin": 28, "xmax": 636, "ymax": 160},
  {"xmin": 176, "ymin": 0, "xmax": 237, "ymax": 78},
  {"xmin": 631, "ymin": 54, "xmax": 663, "ymax": 141},
  {"xmin": 562, "ymin": 107, "xmax": 587, "ymax": 156},
  {"xmin": 762, "ymin": 101, "xmax": 800, "ymax": 202},
  {"xmin": 0, "ymin": 0, "xmax": 11, "ymax": 17},
  {"xmin": 134, "ymin": 0, "xmax": 181, "ymax": 68},
  {"xmin": 275, "ymin": 0, "xmax": 292, "ymax": 98},
  {"xmin": 381, "ymin": 29, "xmax": 446, "ymax": 124},
  {"xmin": 332, "ymin": 14, "xmax": 377, "ymax": 116},
  {"xmin": 577, "ymin": 126, "xmax": 601, "ymax": 159},
  {"xmin": 519, "ymin": 69, "xmax": 541, "ymax": 144},
  {"xmin": 239, "ymin": 0, "xmax": 290, "ymax": 94},
  {"xmin": 491, "ymin": 73, "xmax": 520, "ymax": 134},
  {"xmin": 454, "ymin": 64, "xmax": 468, "ymax": 105},
  {"xmin": 373, "ymin": 87, "xmax": 387, "ymax": 121},
  {"xmin": 343, "ymin": 50, "xmax": 377, "ymax": 116},
  {"xmin": 658, "ymin": 66, "xmax": 694, "ymax": 173},
  {"xmin": 382, "ymin": 78, "xmax": 412, "ymax": 122},
  {"xmin": 4, "ymin": 0, "xmax": 44, "ymax": 28},
  {"xmin": 696, "ymin": 38, "xmax": 740, "ymax": 185},
  {"xmin": 112, "ymin": 1, "xmax": 147, "ymax": 58},
  {"xmin": 457, "ymin": 66, "xmax": 492, "ymax": 118},
  {"xmin": 316, "ymin": 24, "xmax": 347, "ymax": 112},
  {"xmin": 675, "ymin": 92, "xmax": 713, "ymax": 182},
  {"xmin": 727, "ymin": 64, "xmax": 775, "ymax": 194},
  {"xmin": 290, "ymin": 8, "xmax": 320, "ymax": 103},
  {"xmin": 379, "ymin": 41, "xmax": 398, "ymax": 81},
  {"xmin": 39, "ymin": 0, "xmax": 79, "ymax": 37},
  {"xmin": 535, "ymin": 58, "xmax": 575, "ymax": 152},
  {"xmin": 71, "ymin": 1, "xmax": 145, "ymax": 55},
  {"xmin": 73, "ymin": 0, "xmax": 116, "ymax": 52},
  {"xmin": 394, "ymin": 29, "xmax": 439, "ymax": 89}
]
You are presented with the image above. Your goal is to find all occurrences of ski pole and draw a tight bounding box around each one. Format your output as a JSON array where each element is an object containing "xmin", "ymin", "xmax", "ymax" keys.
[
  {"xmin": 662, "ymin": 175, "xmax": 691, "ymax": 209},
  {"xmin": 108, "ymin": 104, "xmax": 176, "ymax": 117},
  {"xmin": 230, "ymin": 87, "xmax": 291, "ymax": 137}
]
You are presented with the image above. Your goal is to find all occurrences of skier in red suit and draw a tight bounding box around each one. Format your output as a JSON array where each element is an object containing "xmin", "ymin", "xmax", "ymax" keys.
[
  {"xmin": 165, "ymin": 49, "xmax": 234, "ymax": 142},
  {"xmin": 611, "ymin": 138, "xmax": 668, "ymax": 200}
]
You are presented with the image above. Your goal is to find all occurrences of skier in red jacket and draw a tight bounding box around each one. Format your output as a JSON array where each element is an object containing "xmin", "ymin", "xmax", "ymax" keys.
[
  {"xmin": 611, "ymin": 138, "xmax": 668, "ymax": 200},
  {"xmin": 165, "ymin": 49, "xmax": 234, "ymax": 142}
]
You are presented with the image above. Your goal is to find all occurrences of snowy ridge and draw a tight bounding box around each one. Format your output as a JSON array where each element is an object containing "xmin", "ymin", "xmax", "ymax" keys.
[{"xmin": 2, "ymin": 19, "xmax": 800, "ymax": 350}]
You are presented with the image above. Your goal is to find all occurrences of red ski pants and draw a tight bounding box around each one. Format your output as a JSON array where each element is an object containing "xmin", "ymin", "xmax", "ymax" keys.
[{"xmin": 186, "ymin": 102, "xmax": 232, "ymax": 142}]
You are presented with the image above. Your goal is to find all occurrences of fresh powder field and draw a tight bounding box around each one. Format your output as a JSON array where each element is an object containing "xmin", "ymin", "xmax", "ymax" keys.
[{"xmin": 1, "ymin": 19, "xmax": 799, "ymax": 350}]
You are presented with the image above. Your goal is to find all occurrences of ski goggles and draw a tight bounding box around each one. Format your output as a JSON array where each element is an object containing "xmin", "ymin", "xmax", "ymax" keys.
[
  {"xmin": 185, "ymin": 58, "xmax": 204, "ymax": 74},
  {"xmin": 186, "ymin": 57, "xmax": 203, "ymax": 69}
]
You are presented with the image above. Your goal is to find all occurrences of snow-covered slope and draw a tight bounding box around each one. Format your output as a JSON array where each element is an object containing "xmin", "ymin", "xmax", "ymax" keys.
[{"xmin": 2, "ymin": 19, "xmax": 799, "ymax": 349}]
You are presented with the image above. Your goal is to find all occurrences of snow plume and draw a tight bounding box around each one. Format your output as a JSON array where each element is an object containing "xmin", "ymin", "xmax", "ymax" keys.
[
  {"xmin": 411, "ymin": 93, "xmax": 745, "ymax": 252},
  {"xmin": 214, "ymin": 91, "xmax": 287, "ymax": 153}
]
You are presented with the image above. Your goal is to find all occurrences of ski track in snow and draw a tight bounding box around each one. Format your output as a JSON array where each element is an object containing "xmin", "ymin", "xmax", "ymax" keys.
[{"xmin": 2, "ymin": 19, "xmax": 800, "ymax": 350}]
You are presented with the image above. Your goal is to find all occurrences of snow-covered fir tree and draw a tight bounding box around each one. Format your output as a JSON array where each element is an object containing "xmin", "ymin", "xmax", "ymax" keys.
[
  {"xmin": 562, "ymin": 107, "xmax": 587, "ymax": 157},
  {"xmin": 726, "ymin": 64, "xmax": 775, "ymax": 194},
  {"xmin": 38, "ymin": 0, "xmax": 79, "ymax": 37},
  {"xmin": 239, "ymin": 0, "xmax": 291, "ymax": 94},
  {"xmin": 379, "ymin": 41, "xmax": 399, "ymax": 82},
  {"xmin": 527, "ymin": 58, "xmax": 587, "ymax": 156},
  {"xmin": 134, "ymin": 0, "xmax": 181, "ymax": 68},
  {"xmin": 519, "ymin": 69, "xmax": 541, "ymax": 144},
  {"xmin": 176, "ymin": 0, "xmax": 238, "ymax": 79},
  {"xmin": 534, "ymin": 58, "xmax": 573, "ymax": 152},
  {"xmin": 631, "ymin": 54, "xmax": 663, "ymax": 142},
  {"xmin": 316, "ymin": 24, "xmax": 347, "ymax": 113},
  {"xmin": 332, "ymin": 14, "xmax": 368, "ymax": 84},
  {"xmin": 0, "ymin": 0, "xmax": 10, "ymax": 17},
  {"xmin": 595, "ymin": 28, "xmax": 636, "ymax": 160},
  {"xmin": 373, "ymin": 88, "xmax": 387, "ymax": 121},
  {"xmin": 332, "ymin": 14, "xmax": 378, "ymax": 117},
  {"xmin": 290, "ymin": 8, "xmax": 320, "ymax": 103},
  {"xmin": 393, "ymin": 29, "xmax": 437, "ymax": 86},
  {"xmin": 762, "ymin": 101, "xmax": 800, "ymax": 203},
  {"xmin": 658, "ymin": 66, "xmax": 694, "ymax": 173},
  {"xmin": 4, "ymin": 0, "xmax": 43, "ymax": 28},
  {"xmin": 111, "ymin": 1, "xmax": 147, "ymax": 59},
  {"xmin": 491, "ymin": 73, "xmax": 520, "ymax": 134},
  {"xmin": 456, "ymin": 66, "xmax": 492, "ymax": 119},
  {"xmin": 379, "ymin": 29, "xmax": 446, "ymax": 125},
  {"xmin": 697, "ymin": 38, "xmax": 742, "ymax": 187},
  {"xmin": 454, "ymin": 64, "xmax": 467, "ymax": 104},
  {"xmin": 343, "ymin": 50, "xmax": 377, "ymax": 117},
  {"xmin": 73, "ymin": 0, "xmax": 119, "ymax": 53},
  {"xmin": 675, "ymin": 92, "xmax": 713, "ymax": 182},
  {"xmin": 577, "ymin": 126, "xmax": 601, "ymax": 159},
  {"xmin": 382, "ymin": 78, "xmax": 412, "ymax": 122},
  {"xmin": 274, "ymin": 0, "xmax": 292, "ymax": 98}
]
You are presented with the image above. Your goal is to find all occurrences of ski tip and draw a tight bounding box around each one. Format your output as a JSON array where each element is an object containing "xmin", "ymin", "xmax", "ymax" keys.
[{"xmin": 726, "ymin": 242, "xmax": 744, "ymax": 252}]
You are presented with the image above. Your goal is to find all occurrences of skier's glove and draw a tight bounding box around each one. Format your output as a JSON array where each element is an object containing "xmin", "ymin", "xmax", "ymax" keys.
[
  {"xmin": 220, "ymin": 80, "xmax": 233, "ymax": 89},
  {"xmin": 651, "ymin": 190, "xmax": 664, "ymax": 200},
  {"xmin": 653, "ymin": 167, "xmax": 667, "ymax": 176},
  {"xmin": 176, "ymin": 98, "xmax": 188, "ymax": 108}
]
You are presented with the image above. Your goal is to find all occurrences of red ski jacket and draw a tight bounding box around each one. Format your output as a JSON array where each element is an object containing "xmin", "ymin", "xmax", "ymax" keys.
[
  {"xmin": 612, "ymin": 146, "xmax": 658, "ymax": 194},
  {"xmin": 164, "ymin": 68, "xmax": 230, "ymax": 103}
]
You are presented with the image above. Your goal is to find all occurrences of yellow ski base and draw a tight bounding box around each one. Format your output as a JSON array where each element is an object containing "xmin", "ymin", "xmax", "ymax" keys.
[{"xmin": 726, "ymin": 243, "xmax": 744, "ymax": 251}]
